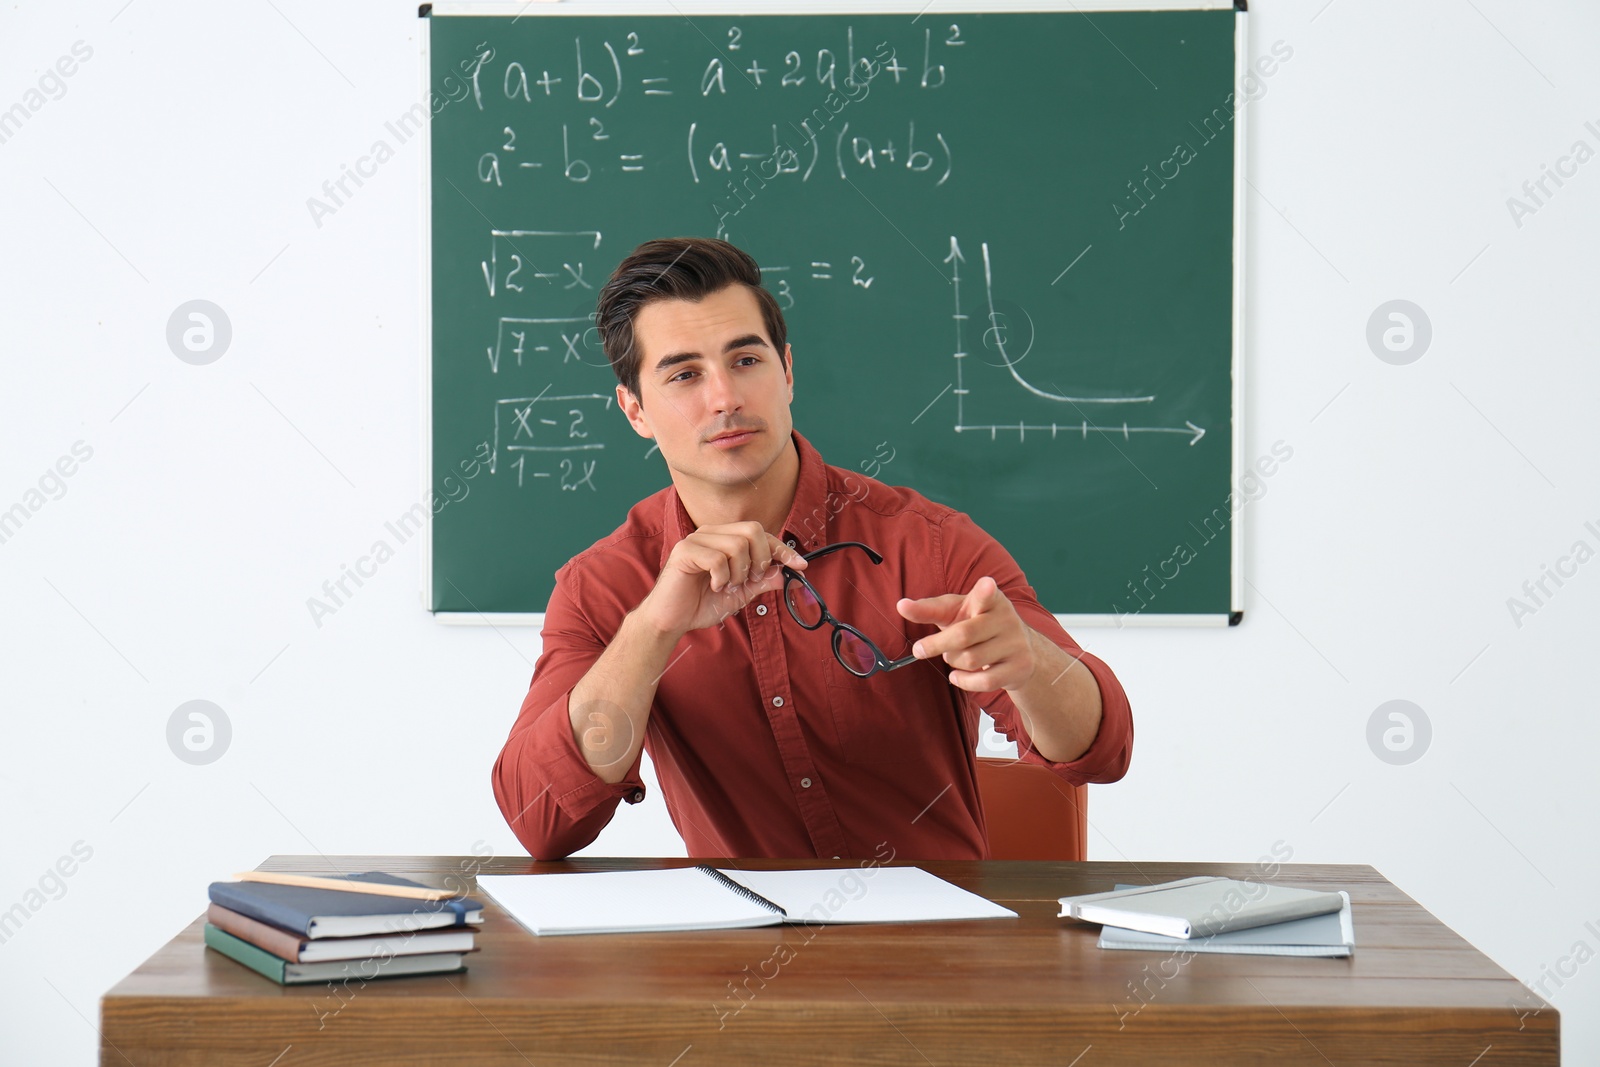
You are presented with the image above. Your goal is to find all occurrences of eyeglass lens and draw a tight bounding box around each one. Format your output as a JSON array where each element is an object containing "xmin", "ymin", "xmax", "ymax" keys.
[
  {"xmin": 786, "ymin": 581, "xmax": 823, "ymax": 627},
  {"xmin": 834, "ymin": 629, "xmax": 878, "ymax": 676}
]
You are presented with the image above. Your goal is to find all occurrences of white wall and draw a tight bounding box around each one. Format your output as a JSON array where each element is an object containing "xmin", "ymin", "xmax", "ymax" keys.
[{"xmin": 2, "ymin": 0, "xmax": 1595, "ymax": 1062}]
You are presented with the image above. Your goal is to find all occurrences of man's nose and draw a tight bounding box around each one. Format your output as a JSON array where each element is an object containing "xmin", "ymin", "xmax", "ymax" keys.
[{"xmin": 705, "ymin": 367, "xmax": 742, "ymax": 413}]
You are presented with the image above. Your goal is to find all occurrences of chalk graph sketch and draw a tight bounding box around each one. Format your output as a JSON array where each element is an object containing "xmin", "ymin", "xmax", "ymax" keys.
[{"xmin": 948, "ymin": 236, "xmax": 1207, "ymax": 447}]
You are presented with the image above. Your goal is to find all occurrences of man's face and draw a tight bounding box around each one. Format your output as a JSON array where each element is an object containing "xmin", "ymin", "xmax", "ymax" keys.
[{"xmin": 618, "ymin": 283, "xmax": 794, "ymax": 493}]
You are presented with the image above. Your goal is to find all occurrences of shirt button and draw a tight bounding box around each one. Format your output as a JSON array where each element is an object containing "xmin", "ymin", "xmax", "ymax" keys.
[
  {"xmin": 756, "ymin": 604, "xmax": 768, "ymax": 616},
  {"xmin": 772, "ymin": 696, "xmax": 784, "ymax": 707},
  {"xmin": 628, "ymin": 789, "xmax": 644, "ymax": 803},
  {"xmin": 801, "ymin": 778, "xmax": 812, "ymax": 788}
]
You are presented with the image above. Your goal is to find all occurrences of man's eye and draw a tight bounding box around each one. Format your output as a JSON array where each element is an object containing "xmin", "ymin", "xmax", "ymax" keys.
[{"xmin": 669, "ymin": 370, "xmax": 695, "ymax": 383}]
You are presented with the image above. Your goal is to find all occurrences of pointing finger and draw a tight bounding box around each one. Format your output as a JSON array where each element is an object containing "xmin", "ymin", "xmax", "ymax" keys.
[
  {"xmin": 963, "ymin": 576, "xmax": 1008, "ymax": 618},
  {"xmin": 896, "ymin": 593, "xmax": 966, "ymax": 626}
]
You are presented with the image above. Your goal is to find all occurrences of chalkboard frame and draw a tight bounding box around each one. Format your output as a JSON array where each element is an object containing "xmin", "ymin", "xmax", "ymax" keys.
[{"xmin": 418, "ymin": 0, "xmax": 1248, "ymax": 628}]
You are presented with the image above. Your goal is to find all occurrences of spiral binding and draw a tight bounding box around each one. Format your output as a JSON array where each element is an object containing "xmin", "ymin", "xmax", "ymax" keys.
[{"xmin": 694, "ymin": 866, "xmax": 788, "ymax": 918}]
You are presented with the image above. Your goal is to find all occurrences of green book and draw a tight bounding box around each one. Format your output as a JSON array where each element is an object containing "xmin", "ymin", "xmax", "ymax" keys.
[{"xmin": 203, "ymin": 925, "xmax": 466, "ymax": 985}]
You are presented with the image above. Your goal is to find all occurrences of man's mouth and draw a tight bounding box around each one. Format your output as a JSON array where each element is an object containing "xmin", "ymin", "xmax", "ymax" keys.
[{"xmin": 708, "ymin": 429, "xmax": 759, "ymax": 448}]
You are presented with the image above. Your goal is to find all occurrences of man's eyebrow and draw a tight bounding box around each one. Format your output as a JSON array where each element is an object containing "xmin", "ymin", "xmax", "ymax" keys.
[{"xmin": 652, "ymin": 334, "xmax": 771, "ymax": 374}]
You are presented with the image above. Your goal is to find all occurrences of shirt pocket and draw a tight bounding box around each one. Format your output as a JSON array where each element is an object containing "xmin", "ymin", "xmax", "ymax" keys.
[{"xmin": 823, "ymin": 643, "xmax": 956, "ymax": 764}]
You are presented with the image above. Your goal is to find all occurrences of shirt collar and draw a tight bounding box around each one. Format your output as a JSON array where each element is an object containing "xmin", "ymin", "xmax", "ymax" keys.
[{"xmin": 660, "ymin": 428, "xmax": 829, "ymax": 569}]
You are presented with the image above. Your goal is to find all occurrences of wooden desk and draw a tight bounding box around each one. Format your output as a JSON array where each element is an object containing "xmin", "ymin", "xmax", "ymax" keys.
[{"xmin": 100, "ymin": 856, "xmax": 1558, "ymax": 1066}]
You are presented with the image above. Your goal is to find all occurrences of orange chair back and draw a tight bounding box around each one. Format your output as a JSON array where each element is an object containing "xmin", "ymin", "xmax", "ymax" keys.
[{"xmin": 975, "ymin": 757, "xmax": 1088, "ymax": 861}]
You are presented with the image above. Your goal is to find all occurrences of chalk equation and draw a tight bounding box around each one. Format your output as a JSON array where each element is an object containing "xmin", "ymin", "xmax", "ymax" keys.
[
  {"xmin": 480, "ymin": 227, "xmax": 878, "ymax": 318},
  {"xmin": 480, "ymin": 229, "xmax": 601, "ymax": 299},
  {"xmin": 462, "ymin": 23, "xmax": 964, "ymax": 194},
  {"xmin": 466, "ymin": 24, "xmax": 966, "ymax": 110},
  {"xmin": 491, "ymin": 389, "xmax": 611, "ymax": 491},
  {"xmin": 474, "ymin": 115, "xmax": 952, "ymax": 190}
]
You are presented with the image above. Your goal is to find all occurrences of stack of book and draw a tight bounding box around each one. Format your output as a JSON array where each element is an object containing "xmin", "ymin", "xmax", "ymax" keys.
[
  {"xmin": 203, "ymin": 871, "xmax": 484, "ymax": 985},
  {"xmin": 1059, "ymin": 875, "xmax": 1355, "ymax": 957}
]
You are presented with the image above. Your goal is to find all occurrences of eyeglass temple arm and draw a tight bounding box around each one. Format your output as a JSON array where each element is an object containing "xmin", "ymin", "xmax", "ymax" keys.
[{"xmin": 799, "ymin": 540, "xmax": 884, "ymax": 565}]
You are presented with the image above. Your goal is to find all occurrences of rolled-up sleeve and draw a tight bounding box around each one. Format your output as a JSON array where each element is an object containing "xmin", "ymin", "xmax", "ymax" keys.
[
  {"xmin": 491, "ymin": 564, "xmax": 648, "ymax": 860},
  {"xmin": 938, "ymin": 511, "xmax": 1134, "ymax": 786}
]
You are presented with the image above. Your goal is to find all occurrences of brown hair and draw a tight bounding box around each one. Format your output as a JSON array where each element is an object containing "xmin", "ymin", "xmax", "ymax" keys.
[{"xmin": 595, "ymin": 237, "xmax": 788, "ymax": 402}]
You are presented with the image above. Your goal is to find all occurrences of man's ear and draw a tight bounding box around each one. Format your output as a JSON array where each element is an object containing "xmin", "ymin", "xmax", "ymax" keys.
[
  {"xmin": 783, "ymin": 342, "xmax": 794, "ymax": 402},
  {"xmin": 617, "ymin": 383, "xmax": 654, "ymax": 439}
]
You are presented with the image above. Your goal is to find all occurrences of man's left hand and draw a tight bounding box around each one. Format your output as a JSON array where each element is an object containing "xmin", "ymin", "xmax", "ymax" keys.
[{"xmin": 896, "ymin": 576, "xmax": 1037, "ymax": 693}]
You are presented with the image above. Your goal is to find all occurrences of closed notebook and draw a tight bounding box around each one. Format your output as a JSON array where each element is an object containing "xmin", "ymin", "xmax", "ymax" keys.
[
  {"xmin": 1059, "ymin": 876, "xmax": 1345, "ymax": 939},
  {"xmin": 206, "ymin": 903, "xmax": 478, "ymax": 963},
  {"xmin": 1096, "ymin": 888, "xmax": 1355, "ymax": 957},
  {"xmin": 204, "ymin": 925, "xmax": 465, "ymax": 985},
  {"xmin": 477, "ymin": 865, "xmax": 1016, "ymax": 936},
  {"xmin": 208, "ymin": 872, "xmax": 483, "ymax": 939}
]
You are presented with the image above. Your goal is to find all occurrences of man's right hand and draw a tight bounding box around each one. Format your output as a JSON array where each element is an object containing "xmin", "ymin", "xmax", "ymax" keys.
[{"xmin": 635, "ymin": 521, "xmax": 808, "ymax": 638}]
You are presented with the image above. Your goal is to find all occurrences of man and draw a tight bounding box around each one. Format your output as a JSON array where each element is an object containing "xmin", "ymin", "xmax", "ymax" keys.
[{"xmin": 492, "ymin": 237, "xmax": 1132, "ymax": 861}]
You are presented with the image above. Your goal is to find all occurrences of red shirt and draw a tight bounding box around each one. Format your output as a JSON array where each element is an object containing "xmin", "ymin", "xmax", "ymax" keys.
[{"xmin": 492, "ymin": 430, "xmax": 1133, "ymax": 860}]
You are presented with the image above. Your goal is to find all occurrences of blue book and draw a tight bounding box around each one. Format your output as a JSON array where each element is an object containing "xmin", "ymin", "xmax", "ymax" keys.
[{"xmin": 207, "ymin": 872, "xmax": 484, "ymax": 939}]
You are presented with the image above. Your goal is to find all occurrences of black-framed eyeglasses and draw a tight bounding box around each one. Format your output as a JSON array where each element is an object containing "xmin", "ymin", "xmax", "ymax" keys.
[{"xmin": 780, "ymin": 541, "xmax": 918, "ymax": 678}]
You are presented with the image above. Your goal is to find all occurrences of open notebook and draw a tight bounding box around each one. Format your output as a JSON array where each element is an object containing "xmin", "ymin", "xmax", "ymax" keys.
[{"xmin": 476, "ymin": 866, "xmax": 1017, "ymax": 936}]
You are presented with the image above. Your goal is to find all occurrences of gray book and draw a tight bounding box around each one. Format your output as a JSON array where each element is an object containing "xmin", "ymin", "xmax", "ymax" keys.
[
  {"xmin": 1097, "ymin": 889, "xmax": 1354, "ymax": 957},
  {"xmin": 1058, "ymin": 876, "xmax": 1346, "ymax": 939}
]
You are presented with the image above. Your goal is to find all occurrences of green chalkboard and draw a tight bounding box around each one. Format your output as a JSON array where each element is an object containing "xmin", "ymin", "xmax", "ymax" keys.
[{"xmin": 424, "ymin": 3, "xmax": 1242, "ymax": 621}]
